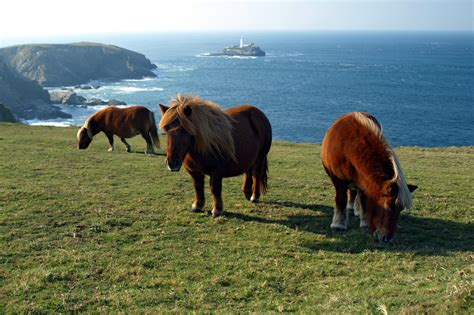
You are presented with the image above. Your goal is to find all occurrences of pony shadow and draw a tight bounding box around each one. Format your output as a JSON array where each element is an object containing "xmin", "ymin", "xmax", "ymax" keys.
[
  {"xmin": 226, "ymin": 200, "xmax": 336, "ymax": 236},
  {"xmin": 264, "ymin": 200, "xmax": 334, "ymax": 213},
  {"xmin": 227, "ymin": 201, "xmax": 474, "ymax": 256},
  {"xmin": 129, "ymin": 150, "xmax": 166, "ymax": 156}
]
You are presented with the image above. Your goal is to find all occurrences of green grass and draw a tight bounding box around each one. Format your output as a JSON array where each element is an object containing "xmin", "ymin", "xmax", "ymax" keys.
[{"xmin": 0, "ymin": 123, "xmax": 472, "ymax": 313}]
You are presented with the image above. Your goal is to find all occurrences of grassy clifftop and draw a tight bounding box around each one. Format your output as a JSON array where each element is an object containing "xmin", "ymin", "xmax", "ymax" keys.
[{"xmin": 0, "ymin": 124, "xmax": 472, "ymax": 313}]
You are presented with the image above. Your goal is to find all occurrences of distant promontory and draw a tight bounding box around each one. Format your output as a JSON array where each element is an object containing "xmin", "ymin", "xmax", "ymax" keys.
[
  {"xmin": 0, "ymin": 42, "xmax": 157, "ymax": 87},
  {"xmin": 0, "ymin": 42, "xmax": 157, "ymax": 120}
]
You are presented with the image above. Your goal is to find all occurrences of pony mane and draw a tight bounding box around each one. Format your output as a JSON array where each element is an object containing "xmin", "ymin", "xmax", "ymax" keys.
[
  {"xmin": 77, "ymin": 116, "xmax": 93, "ymax": 139},
  {"xmin": 352, "ymin": 112, "xmax": 412, "ymax": 209},
  {"xmin": 160, "ymin": 95, "xmax": 237, "ymax": 161}
]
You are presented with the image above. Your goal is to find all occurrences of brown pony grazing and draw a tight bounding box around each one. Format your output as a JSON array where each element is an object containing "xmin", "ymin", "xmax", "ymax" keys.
[
  {"xmin": 77, "ymin": 106, "xmax": 160, "ymax": 154},
  {"xmin": 159, "ymin": 95, "xmax": 272, "ymax": 217},
  {"xmin": 321, "ymin": 112, "xmax": 417, "ymax": 243}
]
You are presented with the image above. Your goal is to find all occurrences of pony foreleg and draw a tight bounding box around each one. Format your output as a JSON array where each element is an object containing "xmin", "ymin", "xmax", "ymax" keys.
[
  {"xmin": 106, "ymin": 133, "xmax": 115, "ymax": 152},
  {"xmin": 209, "ymin": 175, "xmax": 224, "ymax": 218},
  {"xmin": 331, "ymin": 185, "xmax": 349, "ymax": 230},
  {"xmin": 190, "ymin": 172, "xmax": 205, "ymax": 213},
  {"xmin": 120, "ymin": 138, "xmax": 131, "ymax": 152},
  {"xmin": 242, "ymin": 171, "xmax": 253, "ymax": 201}
]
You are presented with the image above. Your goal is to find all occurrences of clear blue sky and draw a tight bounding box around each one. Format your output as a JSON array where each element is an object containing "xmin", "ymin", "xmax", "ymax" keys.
[{"xmin": 0, "ymin": 0, "xmax": 472, "ymax": 38}]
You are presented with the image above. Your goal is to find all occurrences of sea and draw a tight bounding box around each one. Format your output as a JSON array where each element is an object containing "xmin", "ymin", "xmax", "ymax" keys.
[{"xmin": 6, "ymin": 32, "xmax": 473, "ymax": 147}]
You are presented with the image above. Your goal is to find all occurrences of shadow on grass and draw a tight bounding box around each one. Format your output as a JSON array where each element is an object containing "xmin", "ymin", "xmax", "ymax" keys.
[
  {"xmin": 227, "ymin": 200, "xmax": 474, "ymax": 256},
  {"xmin": 129, "ymin": 150, "xmax": 166, "ymax": 156}
]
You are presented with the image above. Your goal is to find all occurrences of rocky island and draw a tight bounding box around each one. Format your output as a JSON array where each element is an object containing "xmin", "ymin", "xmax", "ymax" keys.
[
  {"xmin": 210, "ymin": 37, "xmax": 265, "ymax": 57},
  {"xmin": 0, "ymin": 42, "xmax": 157, "ymax": 120}
]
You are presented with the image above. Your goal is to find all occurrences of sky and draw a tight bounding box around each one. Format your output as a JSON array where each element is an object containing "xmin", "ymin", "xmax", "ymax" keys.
[{"xmin": 0, "ymin": 0, "xmax": 472, "ymax": 39}]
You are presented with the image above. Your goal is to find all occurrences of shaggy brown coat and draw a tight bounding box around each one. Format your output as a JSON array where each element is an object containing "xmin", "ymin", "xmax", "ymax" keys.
[{"xmin": 77, "ymin": 106, "xmax": 160, "ymax": 153}]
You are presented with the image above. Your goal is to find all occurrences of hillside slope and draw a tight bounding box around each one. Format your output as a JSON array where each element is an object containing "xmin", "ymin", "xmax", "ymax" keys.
[{"xmin": 0, "ymin": 124, "xmax": 472, "ymax": 313}]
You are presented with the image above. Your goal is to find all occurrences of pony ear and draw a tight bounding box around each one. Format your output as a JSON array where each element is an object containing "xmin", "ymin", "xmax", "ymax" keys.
[
  {"xmin": 383, "ymin": 181, "xmax": 398, "ymax": 197},
  {"xmin": 407, "ymin": 184, "xmax": 418, "ymax": 192},
  {"xmin": 183, "ymin": 105, "xmax": 192, "ymax": 117},
  {"xmin": 159, "ymin": 104, "xmax": 169, "ymax": 115}
]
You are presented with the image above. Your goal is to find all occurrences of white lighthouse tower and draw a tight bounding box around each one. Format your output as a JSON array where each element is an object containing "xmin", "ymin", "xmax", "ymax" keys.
[{"xmin": 240, "ymin": 36, "xmax": 244, "ymax": 48}]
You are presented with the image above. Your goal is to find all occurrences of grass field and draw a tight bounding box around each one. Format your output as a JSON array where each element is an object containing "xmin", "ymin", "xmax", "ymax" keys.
[{"xmin": 0, "ymin": 123, "xmax": 472, "ymax": 313}]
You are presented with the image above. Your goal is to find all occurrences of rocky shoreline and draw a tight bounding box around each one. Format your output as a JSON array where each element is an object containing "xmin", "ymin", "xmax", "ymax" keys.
[
  {"xmin": 49, "ymin": 89, "xmax": 127, "ymax": 107},
  {"xmin": 0, "ymin": 42, "xmax": 156, "ymax": 121}
]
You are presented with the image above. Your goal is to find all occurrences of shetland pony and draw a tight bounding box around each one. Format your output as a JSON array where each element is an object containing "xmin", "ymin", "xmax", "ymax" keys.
[
  {"xmin": 159, "ymin": 95, "xmax": 272, "ymax": 217},
  {"xmin": 77, "ymin": 106, "xmax": 160, "ymax": 154},
  {"xmin": 321, "ymin": 112, "xmax": 417, "ymax": 243}
]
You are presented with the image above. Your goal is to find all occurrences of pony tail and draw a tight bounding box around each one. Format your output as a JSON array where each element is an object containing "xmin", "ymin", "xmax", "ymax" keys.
[
  {"xmin": 148, "ymin": 111, "xmax": 160, "ymax": 149},
  {"xmin": 260, "ymin": 155, "xmax": 269, "ymax": 195}
]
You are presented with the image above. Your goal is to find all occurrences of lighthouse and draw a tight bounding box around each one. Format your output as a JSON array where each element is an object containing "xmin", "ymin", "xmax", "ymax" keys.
[{"xmin": 240, "ymin": 36, "xmax": 243, "ymax": 48}]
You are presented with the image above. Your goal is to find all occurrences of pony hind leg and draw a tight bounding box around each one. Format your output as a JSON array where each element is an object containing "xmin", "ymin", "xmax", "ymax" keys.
[
  {"xmin": 242, "ymin": 169, "xmax": 253, "ymax": 201},
  {"xmin": 141, "ymin": 131, "xmax": 155, "ymax": 155},
  {"xmin": 106, "ymin": 133, "xmax": 115, "ymax": 152},
  {"xmin": 120, "ymin": 138, "xmax": 131, "ymax": 152},
  {"xmin": 347, "ymin": 189, "xmax": 358, "ymax": 216},
  {"xmin": 330, "ymin": 179, "xmax": 349, "ymax": 231},
  {"xmin": 354, "ymin": 191, "xmax": 369, "ymax": 229},
  {"xmin": 250, "ymin": 155, "xmax": 268, "ymax": 203},
  {"xmin": 251, "ymin": 172, "xmax": 261, "ymax": 203}
]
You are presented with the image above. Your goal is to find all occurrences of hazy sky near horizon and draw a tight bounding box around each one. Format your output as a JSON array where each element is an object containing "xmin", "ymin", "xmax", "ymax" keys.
[{"xmin": 1, "ymin": 0, "xmax": 472, "ymax": 39}]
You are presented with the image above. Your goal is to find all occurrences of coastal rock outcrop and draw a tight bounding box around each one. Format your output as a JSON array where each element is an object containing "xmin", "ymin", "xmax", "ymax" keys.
[
  {"xmin": 0, "ymin": 42, "xmax": 157, "ymax": 86},
  {"xmin": 49, "ymin": 90, "xmax": 87, "ymax": 105},
  {"xmin": 48, "ymin": 90, "xmax": 127, "ymax": 107},
  {"xmin": 0, "ymin": 59, "xmax": 71, "ymax": 120}
]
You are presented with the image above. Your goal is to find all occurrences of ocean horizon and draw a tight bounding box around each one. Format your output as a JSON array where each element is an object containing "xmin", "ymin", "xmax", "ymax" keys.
[{"xmin": 3, "ymin": 31, "xmax": 473, "ymax": 147}]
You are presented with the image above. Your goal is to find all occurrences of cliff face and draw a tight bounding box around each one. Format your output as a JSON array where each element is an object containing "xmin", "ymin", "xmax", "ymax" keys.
[
  {"xmin": 0, "ymin": 103, "xmax": 16, "ymax": 122},
  {"xmin": 0, "ymin": 42, "xmax": 157, "ymax": 87},
  {"xmin": 0, "ymin": 59, "xmax": 70, "ymax": 120}
]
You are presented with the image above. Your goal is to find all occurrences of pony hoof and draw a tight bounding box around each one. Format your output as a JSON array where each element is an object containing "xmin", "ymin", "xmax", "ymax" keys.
[
  {"xmin": 250, "ymin": 195, "xmax": 260, "ymax": 203},
  {"xmin": 211, "ymin": 210, "xmax": 223, "ymax": 218},
  {"xmin": 330, "ymin": 223, "xmax": 347, "ymax": 231},
  {"xmin": 191, "ymin": 208, "xmax": 204, "ymax": 213}
]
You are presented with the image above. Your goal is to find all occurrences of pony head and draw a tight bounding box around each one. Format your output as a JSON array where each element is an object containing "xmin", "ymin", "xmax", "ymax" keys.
[
  {"xmin": 159, "ymin": 95, "xmax": 236, "ymax": 172},
  {"xmin": 77, "ymin": 122, "xmax": 93, "ymax": 149},
  {"xmin": 356, "ymin": 163, "xmax": 418, "ymax": 243}
]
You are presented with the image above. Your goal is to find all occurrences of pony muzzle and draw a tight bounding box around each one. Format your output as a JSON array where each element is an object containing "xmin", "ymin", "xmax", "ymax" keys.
[
  {"xmin": 166, "ymin": 159, "xmax": 182, "ymax": 172},
  {"xmin": 373, "ymin": 230, "xmax": 392, "ymax": 244}
]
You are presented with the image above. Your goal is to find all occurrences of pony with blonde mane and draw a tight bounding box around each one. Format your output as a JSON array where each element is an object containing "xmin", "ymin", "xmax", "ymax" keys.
[
  {"xmin": 321, "ymin": 112, "xmax": 417, "ymax": 243},
  {"xmin": 160, "ymin": 95, "xmax": 272, "ymax": 217},
  {"xmin": 77, "ymin": 106, "xmax": 160, "ymax": 154}
]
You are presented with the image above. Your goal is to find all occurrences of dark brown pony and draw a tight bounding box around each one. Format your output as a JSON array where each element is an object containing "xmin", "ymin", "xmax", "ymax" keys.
[
  {"xmin": 77, "ymin": 106, "xmax": 160, "ymax": 154},
  {"xmin": 159, "ymin": 95, "xmax": 272, "ymax": 217},
  {"xmin": 321, "ymin": 112, "xmax": 417, "ymax": 243}
]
